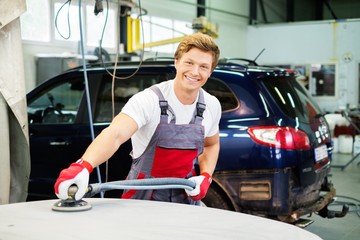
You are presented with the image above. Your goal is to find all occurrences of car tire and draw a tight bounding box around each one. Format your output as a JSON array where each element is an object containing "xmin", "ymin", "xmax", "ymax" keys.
[{"xmin": 202, "ymin": 185, "xmax": 236, "ymax": 211}]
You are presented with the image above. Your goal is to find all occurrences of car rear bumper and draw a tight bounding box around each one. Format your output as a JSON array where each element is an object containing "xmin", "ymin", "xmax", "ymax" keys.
[
  {"xmin": 213, "ymin": 167, "xmax": 337, "ymax": 223},
  {"xmin": 279, "ymin": 181, "xmax": 336, "ymax": 223}
]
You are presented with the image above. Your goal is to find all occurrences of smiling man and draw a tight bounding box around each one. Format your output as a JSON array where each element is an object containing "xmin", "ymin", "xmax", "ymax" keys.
[{"xmin": 54, "ymin": 32, "xmax": 221, "ymax": 205}]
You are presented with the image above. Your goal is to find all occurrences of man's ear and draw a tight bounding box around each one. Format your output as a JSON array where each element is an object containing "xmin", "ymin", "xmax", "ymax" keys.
[{"xmin": 174, "ymin": 58, "xmax": 178, "ymax": 69}]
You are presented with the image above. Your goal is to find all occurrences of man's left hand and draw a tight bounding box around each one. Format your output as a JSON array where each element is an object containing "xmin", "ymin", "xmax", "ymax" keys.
[{"xmin": 186, "ymin": 172, "xmax": 212, "ymax": 201}]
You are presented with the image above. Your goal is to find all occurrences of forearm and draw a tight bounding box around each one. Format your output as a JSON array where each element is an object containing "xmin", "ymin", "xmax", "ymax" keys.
[
  {"xmin": 198, "ymin": 133, "xmax": 220, "ymax": 176},
  {"xmin": 81, "ymin": 113, "xmax": 138, "ymax": 168},
  {"xmin": 81, "ymin": 127, "xmax": 123, "ymax": 167},
  {"xmin": 54, "ymin": 113, "xmax": 137, "ymax": 200},
  {"xmin": 186, "ymin": 134, "xmax": 219, "ymax": 201}
]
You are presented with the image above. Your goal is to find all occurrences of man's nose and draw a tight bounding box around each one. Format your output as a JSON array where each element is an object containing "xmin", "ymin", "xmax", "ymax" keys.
[{"xmin": 190, "ymin": 65, "xmax": 200, "ymax": 75}]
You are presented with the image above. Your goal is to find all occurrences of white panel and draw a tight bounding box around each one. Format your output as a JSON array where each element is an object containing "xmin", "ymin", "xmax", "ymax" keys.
[{"xmin": 0, "ymin": 0, "xmax": 26, "ymax": 30}]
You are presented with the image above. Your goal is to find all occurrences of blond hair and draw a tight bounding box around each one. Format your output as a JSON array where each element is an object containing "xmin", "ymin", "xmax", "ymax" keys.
[{"xmin": 174, "ymin": 32, "xmax": 220, "ymax": 71}]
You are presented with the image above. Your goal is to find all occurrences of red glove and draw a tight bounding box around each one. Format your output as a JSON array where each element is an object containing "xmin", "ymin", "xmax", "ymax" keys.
[
  {"xmin": 54, "ymin": 159, "xmax": 93, "ymax": 200},
  {"xmin": 185, "ymin": 172, "xmax": 212, "ymax": 201}
]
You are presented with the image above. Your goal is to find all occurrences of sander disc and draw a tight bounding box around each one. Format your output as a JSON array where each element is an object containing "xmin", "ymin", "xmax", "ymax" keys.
[{"xmin": 52, "ymin": 199, "xmax": 92, "ymax": 212}]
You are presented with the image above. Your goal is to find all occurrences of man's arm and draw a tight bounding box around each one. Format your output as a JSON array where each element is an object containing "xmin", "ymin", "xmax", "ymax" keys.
[
  {"xmin": 185, "ymin": 132, "xmax": 219, "ymax": 201},
  {"xmin": 54, "ymin": 112, "xmax": 138, "ymax": 200},
  {"xmin": 81, "ymin": 112, "xmax": 138, "ymax": 168},
  {"xmin": 198, "ymin": 132, "xmax": 220, "ymax": 175}
]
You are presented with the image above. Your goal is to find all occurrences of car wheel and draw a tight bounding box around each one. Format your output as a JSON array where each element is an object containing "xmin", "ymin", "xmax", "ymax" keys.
[{"xmin": 202, "ymin": 185, "xmax": 236, "ymax": 211}]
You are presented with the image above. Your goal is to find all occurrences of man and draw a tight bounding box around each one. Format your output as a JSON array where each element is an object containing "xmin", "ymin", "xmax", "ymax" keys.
[{"xmin": 54, "ymin": 32, "xmax": 221, "ymax": 205}]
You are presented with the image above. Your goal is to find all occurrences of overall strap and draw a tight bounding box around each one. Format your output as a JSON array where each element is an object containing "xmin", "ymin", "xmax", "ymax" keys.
[
  {"xmin": 191, "ymin": 89, "xmax": 206, "ymax": 125},
  {"xmin": 150, "ymin": 85, "xmax": 206, "ymax": 125},
  {"xmin": 150, "ymin": 85, "xmax": 175, "ymax": 123}
]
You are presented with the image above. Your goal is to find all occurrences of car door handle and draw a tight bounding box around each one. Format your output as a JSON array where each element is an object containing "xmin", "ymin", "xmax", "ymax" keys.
[{"xmin": 49, "ymin": 140, "xmax": 70, "ymax": 146}]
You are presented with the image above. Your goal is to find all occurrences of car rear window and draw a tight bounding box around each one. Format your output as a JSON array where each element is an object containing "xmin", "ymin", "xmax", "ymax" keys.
[
  {"xmin": 262, "ymin": 76, "xmax": 322, "ymax": 123},
  {"xmin": 203, "ymin": 78, "xmax": 239, "ymax": 111}
]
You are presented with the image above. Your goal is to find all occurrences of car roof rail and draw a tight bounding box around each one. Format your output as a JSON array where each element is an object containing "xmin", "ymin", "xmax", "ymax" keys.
[
  {"xmin": 218, "ymin": 58, "xmax": 258, "ymax": 66},
  {"xmin": 65, "ymin": 59, "xmax": 177, "ymax": 73},
  {"xmin": 144, "ymin": 57, "xmax": 175, "ymax": 61},
  {"xmin": 66, "ymin": 61, "xmax": 116, "ymax": 71}
]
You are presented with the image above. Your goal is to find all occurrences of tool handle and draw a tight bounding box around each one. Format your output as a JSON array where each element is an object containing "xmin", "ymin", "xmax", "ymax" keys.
[{"xmin": 67, "ymin": 185, "xmax": 93, "ymax": 199}]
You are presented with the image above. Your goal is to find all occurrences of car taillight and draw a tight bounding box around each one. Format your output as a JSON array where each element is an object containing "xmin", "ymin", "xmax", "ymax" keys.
[{"xmin": 247, "ymin": 126, "xmax": 310, "ymax": 150}]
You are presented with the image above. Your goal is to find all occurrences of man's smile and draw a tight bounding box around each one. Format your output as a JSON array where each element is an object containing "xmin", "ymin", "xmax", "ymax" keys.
[{"xmin": 185, "ymin": 74, "xmax": 200, "ymax": 83}]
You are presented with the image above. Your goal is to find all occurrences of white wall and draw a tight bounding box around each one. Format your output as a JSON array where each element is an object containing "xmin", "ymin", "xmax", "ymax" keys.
[
  {"xmin": 23, "ymin": 42, "xmax": 79, "ymax": 91},
  {"xmin": 247, "ymin": 19, "xmax": 360, "ymax": 112},
  {"xmin": 206, "ymin": 0, "xmax": 249, "ymax": 58}
]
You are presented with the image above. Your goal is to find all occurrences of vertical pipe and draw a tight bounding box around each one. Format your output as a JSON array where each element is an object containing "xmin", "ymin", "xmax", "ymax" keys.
[
  {"xmin": 286, "ymin": 0, "xmax": 294, "ymax": 22},
  {"xmin": 120, "ymin": 5, "xmax": 131, "ymax": 55},
  {"xmin": 249, "ymin": 0, "xmax": 257, "ymax": 25},
  {"xmin": 197, "ymin": 0, "xmax": 206, "ymax": 17},
  {"xmin": 78, "ymin": 0, "xmax": 103, "ymax": 196},
  {"xmin": 134, "ymin": 18, "xmax": 140, "ymax": 50},
  {"xmin": 314, "ymin": 0, "xmax": 323, "ymax": 20},
  {"xmin": 126, "ymin": 16, "xmax": 133, "ymax": 53}
]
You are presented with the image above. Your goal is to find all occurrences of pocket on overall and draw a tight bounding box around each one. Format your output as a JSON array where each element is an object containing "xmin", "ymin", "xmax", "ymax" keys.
[{"xmin": 151, "ymin": 147, "xmax": 198, "ymax": 178}]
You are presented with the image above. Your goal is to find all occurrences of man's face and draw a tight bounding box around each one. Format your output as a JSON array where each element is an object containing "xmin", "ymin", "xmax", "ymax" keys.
[{"xmin": 174, "ymin": 48, "xmax": 213, "ymax": 92}]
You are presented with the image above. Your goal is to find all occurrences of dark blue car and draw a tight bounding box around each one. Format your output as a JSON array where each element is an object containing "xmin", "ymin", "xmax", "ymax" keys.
[{"xmin": 27, "ymin": 59, "xmax": 344, "ymax": 224}]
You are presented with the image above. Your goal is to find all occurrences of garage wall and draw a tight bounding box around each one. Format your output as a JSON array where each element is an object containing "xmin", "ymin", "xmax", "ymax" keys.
[
  {"xmin": 247, "ymin": 19, "xmax": 360, "ymax": 112},
  {"xmin": 205, "ymin": 0, "xmax": 249, "ymax": 58},
  {"xmin": 22, "ymin": 43, "xmax": 77, "ymax": 92}
]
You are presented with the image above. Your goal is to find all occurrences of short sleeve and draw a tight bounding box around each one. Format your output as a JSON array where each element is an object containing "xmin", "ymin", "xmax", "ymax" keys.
[{"xmin": 121, "ymin": 88, "xmax": 158, "ymax": 129}]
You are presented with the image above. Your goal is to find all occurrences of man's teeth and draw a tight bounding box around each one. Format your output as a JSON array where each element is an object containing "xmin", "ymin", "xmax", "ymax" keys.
[{"xmin": 186, "ymin": 76, "xmax": 198, "ymax": 82}]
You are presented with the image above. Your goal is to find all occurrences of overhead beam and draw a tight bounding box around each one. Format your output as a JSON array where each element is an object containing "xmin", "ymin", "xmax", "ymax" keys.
[{"xmin": 169, "ymin": 0, "xmax": 249, "ymax": 19}]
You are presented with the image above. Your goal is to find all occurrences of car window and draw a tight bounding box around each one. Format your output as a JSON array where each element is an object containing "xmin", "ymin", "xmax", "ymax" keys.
[
  {"xmin": 262, "ymin": 77, "xmax": 322, "ymax": 123},
  {"xmin": 94, "ymin": 73, "xmax": 166, "ymax": 123},
  {"xmin": 203, "ymin": 78, "xmax": 239, "ymax": 111},
  {"xmin": 27, "ymin": 79, "xmax": 84, "ymax": 124}
]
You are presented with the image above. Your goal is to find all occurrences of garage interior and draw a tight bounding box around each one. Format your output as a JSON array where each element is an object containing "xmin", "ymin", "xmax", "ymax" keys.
[{"xmin": 1, "ymin": 0, "xmax": 360, "ymax": 239}]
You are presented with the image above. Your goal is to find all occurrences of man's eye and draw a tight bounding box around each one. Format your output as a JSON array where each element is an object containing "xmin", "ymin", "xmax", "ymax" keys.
[
  {"xmin": 185, "ymin": 61, "xmax": 192, "ymax": 65},
  {"xmin": 201, "ymin": 65, "xmax": 209, "ymax": 70}
]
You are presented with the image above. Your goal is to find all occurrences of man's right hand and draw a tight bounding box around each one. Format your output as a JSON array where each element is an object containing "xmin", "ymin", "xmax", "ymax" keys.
[{"xmin": 54, "ymin": 159, "xmax": 93, "ymax": 200}]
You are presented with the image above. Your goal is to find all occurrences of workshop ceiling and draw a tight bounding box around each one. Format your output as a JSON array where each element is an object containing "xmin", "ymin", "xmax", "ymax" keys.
[{"xmin": 250, "ymin": 0, "xmax": 360, "ymax": 24}]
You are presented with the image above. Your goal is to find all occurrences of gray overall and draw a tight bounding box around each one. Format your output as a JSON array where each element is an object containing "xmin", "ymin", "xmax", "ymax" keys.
[{"xmin": 122, "ymin": 85, "xmax": 205, "ymax": 204}]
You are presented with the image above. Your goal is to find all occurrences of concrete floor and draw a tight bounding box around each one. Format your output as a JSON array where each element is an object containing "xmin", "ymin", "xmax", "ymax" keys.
[{"xmin": 304, "ymin": 153, "xmax": 360, "ymax": 240}]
